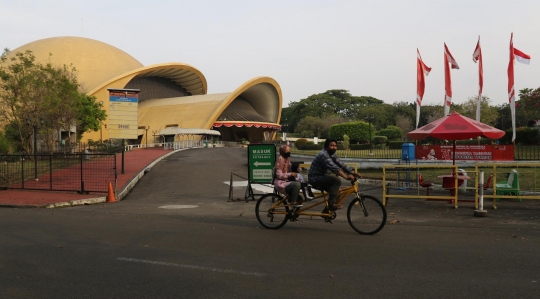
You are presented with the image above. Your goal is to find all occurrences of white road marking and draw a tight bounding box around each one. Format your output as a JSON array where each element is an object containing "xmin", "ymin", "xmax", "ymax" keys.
[
  {"xmin": 223, "ymin": 180, "xmax": 274, "ymax": 193},
  {"xmin": 116, "ymin": 257, "xmax": 265, "ymax": 277},
  {"xmin": 158, "ymin": 205, "xmax": 199, "ymax": 209}
]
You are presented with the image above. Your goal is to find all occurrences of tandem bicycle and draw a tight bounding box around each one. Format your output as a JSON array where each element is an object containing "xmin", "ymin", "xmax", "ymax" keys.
[{"xmin": 255, "ymin": 176, "xmax": 387, "ymax": 235}]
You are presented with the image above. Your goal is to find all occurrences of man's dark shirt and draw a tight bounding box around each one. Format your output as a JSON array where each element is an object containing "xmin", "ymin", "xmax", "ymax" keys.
[{"xmin": 308, "ymin": 148, "xmax": 350, "ymax": 183}]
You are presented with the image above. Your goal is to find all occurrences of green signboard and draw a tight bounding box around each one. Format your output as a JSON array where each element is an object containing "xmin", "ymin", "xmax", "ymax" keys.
[{"xmin": 248, "ymin": 144, "xmax": 276, "ymax": 183}]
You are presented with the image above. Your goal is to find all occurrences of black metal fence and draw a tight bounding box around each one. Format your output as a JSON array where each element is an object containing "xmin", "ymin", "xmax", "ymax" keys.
[
  {"xmin": 515, "ymin": 145, "xmax": 540, "ymax": 160},
  {"xmin": 0, "ymin": 153, "xmax": 116, "ymax": 193}
]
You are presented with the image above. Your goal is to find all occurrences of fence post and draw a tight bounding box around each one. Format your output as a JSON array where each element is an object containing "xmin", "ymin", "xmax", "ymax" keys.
[
  {"xmin": 79, "ymin": 153, "xmax": 85, "ymax": 194},
  {"xmin": 228, "ymin": 172, "xmax": 234, "ymax": 201},
  {"xmin": 21, "ymin": 155, "xmax": 25, "ymax": 189},
  {"xmin": 49, "ymin": 155, "xmax": 53, "ymax": 190}
]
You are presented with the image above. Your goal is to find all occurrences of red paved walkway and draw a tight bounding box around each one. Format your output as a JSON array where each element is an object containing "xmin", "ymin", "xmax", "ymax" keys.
[{"xmin": 0, "ymin": 147, "xmax": 174, "ymax": 207}]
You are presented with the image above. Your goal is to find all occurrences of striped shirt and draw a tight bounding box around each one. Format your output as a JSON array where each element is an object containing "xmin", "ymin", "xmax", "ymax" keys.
[{"xmin": 308, "ymin": 148, "xmax": 350, "ymax": 183}]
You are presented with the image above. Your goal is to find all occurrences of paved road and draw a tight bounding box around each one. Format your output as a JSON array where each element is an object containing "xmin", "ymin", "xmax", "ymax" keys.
[{"xmin": 1, "ymin": 148, "xmax": 539, "ymax": 298}]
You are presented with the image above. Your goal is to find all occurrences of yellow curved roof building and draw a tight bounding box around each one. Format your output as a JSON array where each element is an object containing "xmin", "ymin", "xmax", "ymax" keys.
[{"xmin": 10, "ymin": 36, "xmax": 281, "ymax": 143}]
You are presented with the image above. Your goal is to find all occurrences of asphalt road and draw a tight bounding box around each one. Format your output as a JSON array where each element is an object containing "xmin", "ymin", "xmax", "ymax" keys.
[{"xmin": 1, "ymin": 148, "xmax": 539, "ymax": 299}]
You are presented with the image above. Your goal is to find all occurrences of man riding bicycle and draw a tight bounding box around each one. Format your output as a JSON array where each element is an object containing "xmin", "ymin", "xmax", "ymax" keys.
[{"xmin": 308, "ymin": 138, "xmax": 356, "ymax": 211}]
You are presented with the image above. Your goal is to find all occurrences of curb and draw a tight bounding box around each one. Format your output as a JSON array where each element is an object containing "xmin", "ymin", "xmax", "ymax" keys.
[{"xmin": 0, "ymin": 196, "xmax": 109, "ymax": 209}]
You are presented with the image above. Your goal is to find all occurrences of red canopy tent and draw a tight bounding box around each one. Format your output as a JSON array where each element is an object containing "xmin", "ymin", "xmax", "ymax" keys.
[{"xmin": 407, "ymin": 111, "xmax": 505, "ymax": 165}]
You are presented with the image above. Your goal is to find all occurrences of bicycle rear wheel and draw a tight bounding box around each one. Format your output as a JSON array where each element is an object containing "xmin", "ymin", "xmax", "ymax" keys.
[
  {"xmin": 347, "ymin": 195, "xmax": 387, "ymax": 235},
  {"xmin": 255, "ymin": 193, "xmax": 289, "ymax": 229}
]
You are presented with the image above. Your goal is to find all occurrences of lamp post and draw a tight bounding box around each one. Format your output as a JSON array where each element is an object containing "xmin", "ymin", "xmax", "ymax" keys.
[
  {"xmin": 365, "ymin": 114, "xmax": 374, "ymax": 155},
  {"xmin": 146, "ymin": 126, "xmax": 149, "ymax": 149},
  {"xmin": 33, "ymin": 123, "xmax": 38, "ymax": 179},
  {"xmin": 98, "ymin": 101, "xmax": 103, "ymax": 143},
  {"xmin": 26, "ymin": 118, "xmax": 39, "ymax": 180},
  {"xmin": 152, "ymin": 130, "xmax": 158, "ymax": 145}
]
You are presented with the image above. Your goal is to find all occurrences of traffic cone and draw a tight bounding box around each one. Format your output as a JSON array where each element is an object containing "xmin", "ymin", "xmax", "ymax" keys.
[{"xmin": 107, "ymin": 182, "xmax": 116, "ymax": 203}]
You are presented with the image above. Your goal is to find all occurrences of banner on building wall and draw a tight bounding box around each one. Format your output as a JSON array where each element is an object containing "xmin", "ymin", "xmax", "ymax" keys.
[
  {"xmin": 107, "ymin": 89, "xmax": 140, "ymax": 139},
  {"xmin": 415, "ymin": 145, "xmax": 514, "ymax": 161}
]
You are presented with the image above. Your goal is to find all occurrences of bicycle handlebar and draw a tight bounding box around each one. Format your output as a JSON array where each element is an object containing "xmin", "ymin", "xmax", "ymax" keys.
[{"xmin": 349, "ymin": 173, "xmax": 361, "ymax": 185}]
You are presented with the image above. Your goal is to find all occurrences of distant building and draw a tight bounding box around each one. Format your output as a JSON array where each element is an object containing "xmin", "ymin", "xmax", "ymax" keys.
[{"xmin": 9, "ymin": 37, "xmax": 282, "ymax": 144}]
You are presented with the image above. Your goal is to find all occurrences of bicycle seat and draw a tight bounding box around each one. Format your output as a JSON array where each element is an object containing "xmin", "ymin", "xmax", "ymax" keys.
[{"xmin": 308, "ymin": 184, "xmax": 326, "ymax": 192}]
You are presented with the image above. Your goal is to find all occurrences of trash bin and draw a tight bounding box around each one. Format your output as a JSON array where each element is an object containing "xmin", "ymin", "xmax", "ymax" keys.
[{"xmin": 401, "ymin": 143, "xmax": 415, "ymax": 160}]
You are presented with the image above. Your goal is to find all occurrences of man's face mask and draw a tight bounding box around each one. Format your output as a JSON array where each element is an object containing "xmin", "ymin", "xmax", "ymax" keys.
[
  {"xmin": 327, "ymin": 149, "xmax": 336, "ymax": 155},
  {"xmin": 283, "ymin": 152, "xmax": 291, "ymax": 158}
]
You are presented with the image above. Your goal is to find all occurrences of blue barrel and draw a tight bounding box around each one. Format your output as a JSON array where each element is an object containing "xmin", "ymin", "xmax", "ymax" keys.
[{"xmin": 401, "ymin": 143, "xmax": 415, "ymax": 160}]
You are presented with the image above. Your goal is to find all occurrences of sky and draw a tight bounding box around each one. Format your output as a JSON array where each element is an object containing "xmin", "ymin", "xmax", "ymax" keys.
[{"xmin": 1, "ymin": 0, "xmax": 539, "ymax": 109}]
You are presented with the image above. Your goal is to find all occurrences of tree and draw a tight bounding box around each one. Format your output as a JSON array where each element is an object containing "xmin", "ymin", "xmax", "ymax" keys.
[
  {"xmin": 422, "ymin": 105, "xmax": 445, "ymax": 124},
  {"xmin": 280, "ymin": 89, "xmax": 384, "ymax": 132},
  {"xmin": 460, "ymin": 95, "xmax": 499, "ymax": 126},
  {"xmin": 392, "ymin": 102, "xmax": 415, "ymax": 120},
  {"xmin": 279, "ymin": 106, "xmax": 296, "ymax": 133},
  {"xmin": 0, "ymin": 49, "xmax": 106, "ymax": 153},
  {"xmin": 294, "ymin": 115, "xmax": 343, "ymax": 138},
  {"xmin": 75, "ymin": 94, "xmax": 106, "ymax": 141},
  {"xmin": 516, "ymin": 87, "xmax": 540, "ymax": 127},
  {"xmin": 0, "ymin": 130, "xmax": 9, "ymax": 153},
  {"xmin": 395, "ymin": 114, "xmax": 412, "ymax": 138},
  {"xmin": 494, "ymin": 103, "xmax": 511, "ymax": 132}
]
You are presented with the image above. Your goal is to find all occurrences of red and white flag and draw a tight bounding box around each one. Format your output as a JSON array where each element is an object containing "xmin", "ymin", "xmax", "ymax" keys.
[
  {"xmin": 508, "ymin": 33, "xmax": 531, "ymax": 142},
  {"xmin": 444, "ymin": 43, "xmax": 459, "ymax": 116},
  {"xmin": 472, "ymin": 36, "xmax": 483, "ymax": 122},
  {"xmin": 416, "ymin": 49, "xmax": 432, "ymax": 128}
]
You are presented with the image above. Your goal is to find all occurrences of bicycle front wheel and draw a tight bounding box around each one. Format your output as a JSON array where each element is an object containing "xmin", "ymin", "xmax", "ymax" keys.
[
  {"xmin": 255, "ymin": 193, "xmax": 289, "ymax": 229},
  {"xmin": 347, "ymin": 195, "xmax": 387, "ymax": 235}
]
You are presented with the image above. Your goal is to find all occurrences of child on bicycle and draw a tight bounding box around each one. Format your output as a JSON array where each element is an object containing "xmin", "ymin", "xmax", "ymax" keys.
[{"xmin": 291, "ymin": 162, "xmax": 314, "ymax": 200}]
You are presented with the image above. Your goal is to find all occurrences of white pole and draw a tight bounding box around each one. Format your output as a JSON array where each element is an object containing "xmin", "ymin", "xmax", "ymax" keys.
[
  {"xmin": 474, "ymin": 169, "xmax": 487, "ymax": 217},
  {"xmin": 479, "ymin": 170, "xmax": 484, "ymax": 211}
]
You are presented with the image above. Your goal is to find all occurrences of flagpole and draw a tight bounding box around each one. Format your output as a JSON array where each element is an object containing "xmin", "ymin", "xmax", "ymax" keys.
[
  {"xmin": 507, "ymin": 33, "xmax": 531, "ymax": 143},
  {"xmin": 473, "ymin": 36, "xmax": 483, "ymax": 122},
  {"xmin": 508, "ymin": 33, "xmax": 516, "ymax": 142},
  {"xmin": 416, "ymin": 49, "xmax": 431, "ymax": 128},
  {"xmin": 444, "ymin": 43, "xmax": 459, "ymax": 116}
]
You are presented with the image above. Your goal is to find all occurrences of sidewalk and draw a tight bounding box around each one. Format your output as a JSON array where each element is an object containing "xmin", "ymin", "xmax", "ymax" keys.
[{"xmin": 0, "ymin": 147, "xmax": 180, "ymax": 208}]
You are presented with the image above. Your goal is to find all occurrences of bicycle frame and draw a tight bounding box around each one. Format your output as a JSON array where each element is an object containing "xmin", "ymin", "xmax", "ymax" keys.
[{"xmin": 272, "ymin": 180, "xmax": 360, "ymax": 218}]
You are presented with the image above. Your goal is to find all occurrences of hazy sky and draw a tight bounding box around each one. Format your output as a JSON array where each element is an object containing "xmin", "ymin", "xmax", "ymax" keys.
[{"xmin": 1, "ymin": 0, "xmax": 539, "ymax": 108}]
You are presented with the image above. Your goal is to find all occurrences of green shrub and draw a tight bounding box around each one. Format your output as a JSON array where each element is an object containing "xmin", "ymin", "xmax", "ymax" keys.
[
  {"xmin": 517, "ymin": 127, "xmax": 540, "ymax": 145},
  {"xmin": 329, "ymin": 122, "xmax": 371, "ymax": 143},
  {"xmin": 295, "ymin": 138, "xmax": 309, "ymax": 147},
  {"xmin": 343, "ymin": 134, "xmax": 350, "ymax": 150},
  {"xmin": 373, "ymin": 136, "xmax": 387, "ymax": 145},
  {"xmin": 377, "ymin": 126, "xmax": 403, "ymax": 141},
  {"xmin": 500, "ymin": 128, "xmax": 540, "ymax": 145}
]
